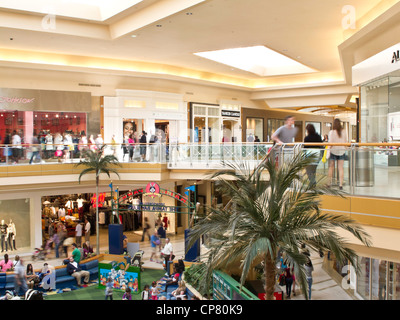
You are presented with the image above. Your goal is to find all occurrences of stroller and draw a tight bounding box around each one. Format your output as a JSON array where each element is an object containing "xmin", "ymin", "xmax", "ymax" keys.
[
  {"xmin": 32, "ymin": 239, "xmax": 53, "ymax": 261},
  {"xmin": 124, "ymin": 250, "xmax": 145, "ymax": 272}
]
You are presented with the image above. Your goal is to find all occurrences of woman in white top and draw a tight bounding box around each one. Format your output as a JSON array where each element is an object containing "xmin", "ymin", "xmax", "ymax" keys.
[{"xmin": 327, "ymin": 119, "xmax": 348, "ymax": 189}]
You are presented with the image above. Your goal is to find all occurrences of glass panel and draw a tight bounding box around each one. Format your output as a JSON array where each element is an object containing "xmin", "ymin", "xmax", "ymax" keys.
[
  {"xmin": 193, "ymin": 117, "xmax": 206, "ymax": 143},
  {"xmin": 193, "ymin": 106, "xmax": 206, "ymax": 115},
  {"xmin": 360, "ymin": 77, "xmax": 389, "ymax": 143},
  {"xmin": 388, "ymin": 262, "xmax": 400, "ymax": 300},
  {"xmin": 208, "ymin": 107, "xmax": 220, "ymax": 116},
  {"xmin": 208, "ymin": 117, "xmax": 220, "ymax": 143},
  {"xmin": 0, "ymin": 198, "xmax": 31, "ymax": 250},
  {"xmin": 371, "ymin": 258, "xmax": 383, "ymax": 300},
  {"xmin": 246, "ymin": 118, "xmax": 263, "ymax": 142},
  {"xmin": 388, "ymin": 76, "xmax": 400, "ymax": 142},
  {"xmin": 357, "ymin": 257, "xmax": 370, "ymax": 299}
]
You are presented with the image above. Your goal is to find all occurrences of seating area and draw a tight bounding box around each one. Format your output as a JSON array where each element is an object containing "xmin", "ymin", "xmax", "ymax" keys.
[
  {"xmin": 0, "ymin": 258, "xmax": 99, "ymax": 295},
  {"xmin": 155, "ymin": 275, "xmax": 194, "ymax": 300}
]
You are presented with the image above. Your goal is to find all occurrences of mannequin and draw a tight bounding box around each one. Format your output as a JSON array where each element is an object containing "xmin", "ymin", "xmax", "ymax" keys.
[
  {"xmin": 0, "ymin": 220, "xmax": 8, "ymax": 252},
  {"xmin": 162, "ymin": 213, "xmax": 169, "ymax": 230},
  {"xmin": 58, "ymin": 206, "xmax": 66, "ymax": 219},
  {"xmin": 7, "ymin": 219, "xmax": 16, "ymax": 251}
]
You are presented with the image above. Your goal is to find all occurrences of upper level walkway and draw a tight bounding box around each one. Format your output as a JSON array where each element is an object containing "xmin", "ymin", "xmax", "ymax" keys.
[{"xmin": 1, "ymin": 142, "xmax": 400, "ymax": 200}]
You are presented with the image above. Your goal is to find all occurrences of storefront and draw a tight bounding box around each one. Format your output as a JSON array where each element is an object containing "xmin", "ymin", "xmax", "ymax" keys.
[
  {"xmin": 103, "ymin": 89, "xmax": 187, "ymax": 161},
  {"xmin": 190, "ymin": 101, "xmax": 242, "ymax": 143},
  {"xmin": 353, "ymin": 42, "xmax": 400, "ymax": 143},
  {"xmin": 0, "ymin": 88, "xmax": 92, "ymax": 146}
]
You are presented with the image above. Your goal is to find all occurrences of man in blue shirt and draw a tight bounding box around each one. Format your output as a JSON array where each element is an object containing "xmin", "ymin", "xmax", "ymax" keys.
[{"xmin": 150, "ymin": 231, "xmax": 161, "ymax": 263}]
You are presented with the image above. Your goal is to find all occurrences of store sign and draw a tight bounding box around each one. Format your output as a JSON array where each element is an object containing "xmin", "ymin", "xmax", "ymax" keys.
[
  {"xmin": 221, "ymin": 110, "xmax": 240, "ymax": 118},
  {"xmin": 0, "ymin": 96, "xmax": 35, "ymax": 104},
  {"xmin": 392, "ymin": 50, "xmax": 400, "ymax": 63},
  {"xmin": 121, "ymin": 183, "xmax": 188, "ymax": 204},
  {"xmin": 140, "ymin": 202, "xmax": 178, "ymax": 212},
  {"xmin": 144, "ymin": 182, "xmax": 161, "ymax": 198},
  {"xmin": 353, "ymin": 42, "xmax": 400, "ymax": 86}
]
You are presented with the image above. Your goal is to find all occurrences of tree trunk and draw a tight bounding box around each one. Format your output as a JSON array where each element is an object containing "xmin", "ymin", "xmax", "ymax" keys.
[
  {"xmin": 264, "ymin": 253, "xmax": 277, "ymax": 300},
  {"xmin": 96, "ymin": 175, "xmax": 100, "ymax": 256}
]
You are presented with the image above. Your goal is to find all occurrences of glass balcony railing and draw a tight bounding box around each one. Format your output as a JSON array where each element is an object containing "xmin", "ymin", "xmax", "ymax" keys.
[{"xmin": 0, "ymin": 142, "xmax": 399, "ymax": 200}]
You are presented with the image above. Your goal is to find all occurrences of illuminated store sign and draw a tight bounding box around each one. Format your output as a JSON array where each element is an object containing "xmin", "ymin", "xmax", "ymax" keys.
[
  {"xmin": 0, "ymin": 96, "xmax": 35, "ymax": 104},
  {"xmin": 392, "ymin": 50, "xmax": 400, "ymax": 63},
  {"xmin": 221, "ymin": 110, "xmax": 240, "ymax": 117}
]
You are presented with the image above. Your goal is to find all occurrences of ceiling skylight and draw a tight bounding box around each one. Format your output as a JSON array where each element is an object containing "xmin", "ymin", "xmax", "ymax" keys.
[
  {"xmin": 0, "ymin": 0, "xmax": 143, "ymax": 21},
  {"xmin": 194, "ymin": 46, "xmax": 316, "ymax": 77}
]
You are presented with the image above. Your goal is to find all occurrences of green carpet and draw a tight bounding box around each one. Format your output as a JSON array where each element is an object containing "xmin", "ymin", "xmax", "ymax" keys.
[{"xmin": 44, "ymin": 268, "xmax": 165, "ymax": 300}]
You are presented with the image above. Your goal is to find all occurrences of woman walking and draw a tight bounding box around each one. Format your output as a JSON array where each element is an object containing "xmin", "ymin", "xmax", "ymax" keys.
[{"xmin": 327, "ymin": 119, "xmax": 348, "ymax": 190}]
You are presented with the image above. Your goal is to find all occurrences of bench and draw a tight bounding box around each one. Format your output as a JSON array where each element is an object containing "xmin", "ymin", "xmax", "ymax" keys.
[{"xmin": 0, "ymin": 258, "xmax": 100, "ymax": 295}]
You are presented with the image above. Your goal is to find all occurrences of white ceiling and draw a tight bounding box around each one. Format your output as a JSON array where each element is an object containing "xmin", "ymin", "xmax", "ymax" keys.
[{"xmin": 0, "ymin": 0, "xmax": 399, "ymax": 110}]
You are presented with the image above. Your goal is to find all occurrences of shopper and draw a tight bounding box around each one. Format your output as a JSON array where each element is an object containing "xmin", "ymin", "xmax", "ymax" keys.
[
  {"xmin": 105, "ymin": 276, "xmax": 113, "ymax": 300},
  {"xmin": 128, "ymin": 134, "xmax": 135, "ymax": 162},
  {"xmin": 161, "ymin": 238, "xmax": 174, "ymax": 275},
  {"xmin": 84, "ymin": 218, "xmax": 91, "ymax": 244},
  {"xmin": 305, "ymin": 258, "xmax": 314, "ymax": 300},
  {"xmin": 271, "ymin": 115, "xmax": 298, "ymax": 145},
  {"xmin": 0, "ymin": 254, "xmax": 13, "ymax": 272},
  {"xmin": 139, "ymin": 131, "xmax": 147, "ymax": 162},
  {"xmin": 327, "ymin": 118, "xmax": 348, "ymax": 190},
  {"xmin": 66, "ymin": 256, "xmax": 90, "ymax": 287},
  {"xmin": 11, "ymin": 130, "xmax": 22, "ymax": 164},
  {"xmin": 26, "ymin": 263, "xmax": 39, "ymax": 289},
  {"xmin": 150, "ymin": 281, "xmax": 159, "ymax": 300},
  {"xmin": 141, "ymin": 217, "xmax": 151, "ymax": 242},
  {"xmin": 14, "ymin": 257, "xmax": 27, "ymax": 297},
  {"xmin": 284, "ymin": 266, "xmax": 293, "ymax": 299},
  {"xmin": 75, "ymin": 221, "xmax": 83, "ymax": 247},
  {"xmin": 150, "ymin": 231, "xmax": 161, "ymax": 263},
  {"xmin": 122, "ymin": 287, "xmax": 132, "ymax": 300},
  {"xmin": 304, "ymin": 124, "xmax": 323, "ymax": 186},
  {"xmin": 157, "ymin": 223, "xmax": 166, "ymax": 251},
  {"xmin": 29, "ymin": 135, "xmax": 42, "ymax": 164},
  {"xmin": 141, "ymin": 284, "xmax": 150, "ymax": 300}
]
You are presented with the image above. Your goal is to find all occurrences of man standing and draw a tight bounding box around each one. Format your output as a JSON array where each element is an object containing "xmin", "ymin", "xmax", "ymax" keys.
[
  {"xmin": 14, "ymin": 257, "xmax": 27, "ymax": 297},
  {"xmin": 271, "ymin": 115, "xmax": 298, "ymax": 145},
  {"xmin": 161, "ymin": 238, "xmax": 174, "ymax": 276},
  {"xmin": 75, "ymin": 221, "xmax": 82, "ymax": 248},
  {"xmin": 84, "ymin": 218, "xmax": 91, "ymax": 244},
  {"xmin": 66, "ymin": 256, "xmax": 90, "ymax": 287},
  {"xmin": 271, "ymin": 115, "xmax": 298, "ymax": 164},
  {"xmin": 11, "ymin": 130, "xmax": 22, "ymax": 164}
]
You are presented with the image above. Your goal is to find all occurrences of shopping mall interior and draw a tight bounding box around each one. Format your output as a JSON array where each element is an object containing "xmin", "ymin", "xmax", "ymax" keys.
[{"xmin": 1, "ymin": 0, "xmax": 400, "ymax": 301}]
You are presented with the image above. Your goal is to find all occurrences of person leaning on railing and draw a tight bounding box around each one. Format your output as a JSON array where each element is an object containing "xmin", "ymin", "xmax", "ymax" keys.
[{"xmin": 327, "ymin": 119, "xmax": 348, "ymax": 190}]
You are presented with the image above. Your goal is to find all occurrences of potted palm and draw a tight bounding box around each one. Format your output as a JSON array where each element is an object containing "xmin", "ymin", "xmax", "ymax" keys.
[
  {"xmin": 75, "ymin": 145, "xmax": 121, "ymax": 255},
  {"xmin": 186, "ymin": 152, "xmax": 371, "ymax": 300}
]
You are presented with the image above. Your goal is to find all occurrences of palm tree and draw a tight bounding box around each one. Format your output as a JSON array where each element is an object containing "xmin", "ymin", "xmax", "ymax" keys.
[
  {"xmin": 186, "ymin": 151, "xmax": 371, "ymax": 300},
  {"xmin": 75, "ymin": 145, "xmax": 121, "ymax": 255}
]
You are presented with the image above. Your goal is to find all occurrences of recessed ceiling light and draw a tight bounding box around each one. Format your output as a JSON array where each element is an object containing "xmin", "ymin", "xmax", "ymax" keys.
[
  {"xmin": 194, "ymin": 45, "xmax": 316, "ymax": 77},
  {"xmin": 131, "ymin": 34, "xmax": 137, "ymax": 38}
]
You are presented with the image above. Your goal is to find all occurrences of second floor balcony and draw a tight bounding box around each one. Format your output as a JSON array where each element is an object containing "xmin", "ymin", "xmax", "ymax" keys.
[{"xmin": 1, "ymin": 142, "xmax": 400, "ymax": 200}]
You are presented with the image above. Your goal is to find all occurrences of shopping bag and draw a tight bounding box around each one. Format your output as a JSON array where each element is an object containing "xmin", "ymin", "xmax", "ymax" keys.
[
  {"xmin": 55, "ymin": 150, "xmax": 62, "ymax": 157},
  {"xmin": 321, "ymin": 147, "xmax": 330, "ymax": 163}
]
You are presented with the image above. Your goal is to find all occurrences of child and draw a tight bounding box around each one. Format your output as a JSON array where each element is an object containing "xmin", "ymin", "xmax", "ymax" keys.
[
  {"xmin": 141, "ymin": 284, "xmax": 150, "ymax": 300},
  {"xmin": 150, "ymin": 281, "xmax": 159, "ymax": 300},
  {"xmin": 123, "ymin": 287, "xmax": 132, "ymax": 300},
  {"xmin": 105, "ymin": 277, "xmax": 113, "ymax": 300}
]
